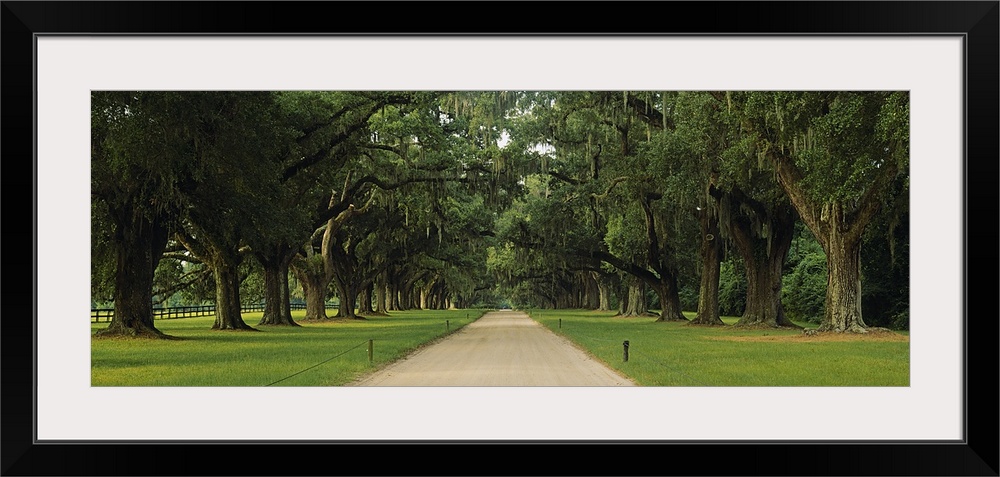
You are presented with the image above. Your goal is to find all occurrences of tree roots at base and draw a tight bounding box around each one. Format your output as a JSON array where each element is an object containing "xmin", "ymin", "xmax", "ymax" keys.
[{"xmin": 93, "ymin": 326, "xmax": 180, "ymax": 340}]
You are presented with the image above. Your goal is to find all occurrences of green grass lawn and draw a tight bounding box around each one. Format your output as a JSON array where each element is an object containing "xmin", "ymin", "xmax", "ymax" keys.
[
  {"xmin": 92, "ymin": 308, "xmax": 909, "ymax": 387},
  {"xmin": 526, "ymin": 309, "xmax": 910, "ymax": 387},
  {"xmin": 91, "ymin": 309, "xmax": 484, "ymax": 386}
]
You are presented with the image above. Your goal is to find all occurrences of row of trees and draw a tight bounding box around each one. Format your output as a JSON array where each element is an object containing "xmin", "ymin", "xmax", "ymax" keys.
[
  {"xmin": 92, "ymin": 91, "xmax": 517, "ymax": 337},
  {"xmin": 92, "ymin": 90, "xmax": 909, "ymax": 338},
  {"xmin": 485, "ymin": 91, "xmax": 909, "ymax": 332}
]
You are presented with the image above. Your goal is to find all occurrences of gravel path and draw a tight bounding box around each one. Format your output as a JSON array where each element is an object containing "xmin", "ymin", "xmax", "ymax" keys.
[{"xmin": 348, "ymin": 310, "xmax": 635, "ymax": 386}]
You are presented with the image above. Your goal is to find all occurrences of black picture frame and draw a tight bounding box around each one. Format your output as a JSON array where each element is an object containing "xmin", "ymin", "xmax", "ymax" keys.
[{"xmin": 3, "ymin": 2, "xmax": 997, "ymax": 475}]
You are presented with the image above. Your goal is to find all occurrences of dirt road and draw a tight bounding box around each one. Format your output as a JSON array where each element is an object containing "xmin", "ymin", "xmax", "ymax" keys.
[{"xmin": 348, "ymin": 310, "xmax": 635, "ymax": 386}]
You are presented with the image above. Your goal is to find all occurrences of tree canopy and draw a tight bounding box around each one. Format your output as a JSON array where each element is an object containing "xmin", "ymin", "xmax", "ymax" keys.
[{"xmin": 92, "ymin": 90, "xmax": 910, "ymax": 337}]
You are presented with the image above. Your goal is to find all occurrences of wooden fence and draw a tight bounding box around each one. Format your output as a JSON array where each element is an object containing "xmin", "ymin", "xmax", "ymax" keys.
[{"xmin": 91, "ymin": 303, "xmax": 336, "ymax": 323}]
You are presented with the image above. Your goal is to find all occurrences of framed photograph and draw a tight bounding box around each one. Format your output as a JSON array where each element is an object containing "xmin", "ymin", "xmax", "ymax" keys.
[{"xmin": 5, "ymin": 2, "xmax": 997, "ymax": 475}]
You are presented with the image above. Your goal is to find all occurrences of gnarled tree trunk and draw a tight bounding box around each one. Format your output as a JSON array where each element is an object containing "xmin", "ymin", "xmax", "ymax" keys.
[
  {"xmin": 291, "ymin": 256, "xmax": 331, "ymax": 321},
  {"xmin": 333, "ymin": 276, "xmax": 361, "ymax": 319},
  {"xmin": 769, "ymin": 150, "xmax": 893, "ymax": 333},
  {"xmin": 730, "ymin": 203, "xmax": 798, "ymax": 329},
  {"xmin": 257, "ymin": 246, "xmax": 299, "ymax": 326},
  {"xmin": 594, "ymin": 272, "xmax": 612, "ymax": 311},
  {"xmin": 210, "ymin": 254, "xmax": 256, "ymax": 331},
  {"xmin": 358, "ymin": 282, "xmax": 375, "ymax": 315},
  {"xmin": 652, "ymin": 274, "xmax": 687, "ymax": 322},
  {"xmin": 817, "ymin": 210, "xmax": 867, "ymax": 332},
  {"xmin": 691, "ymin": 208, "xmax": 724, "ymax": 326},
  {"xmin": 95, "ymin": 208, "xmax": 171, "ymax": 338},
  {"xmin": 619, "ymin": 278, "xmax": 650, "ymax": 316},
  {"xmin": 374, "ymin": 272, "xmax": 389, "ymax": 314}
]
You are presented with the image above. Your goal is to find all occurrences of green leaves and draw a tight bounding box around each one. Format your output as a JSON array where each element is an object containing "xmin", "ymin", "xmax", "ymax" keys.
[
  {"xmin": 735, "ymin": 91, "xmax": 909, "ymax": 204},
  {"xmin": 93, "ymin": 89, "xmax": 909, "ymax": 327}
]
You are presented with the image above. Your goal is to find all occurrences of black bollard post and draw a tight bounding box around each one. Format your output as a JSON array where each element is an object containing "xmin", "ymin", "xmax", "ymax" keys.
[
  {"xmin": 623, "ymin": 340, "xmax": 630, "ymax": 362},
  {"xmin": 368, "ymin": 339, "xmax": 374, "ymax": 364},
  {"xmin": 559, "ymin": 318, "xmax": 562, "ymax": 329},
  {"xmin": 446, "ymin": 320, "xmax": 450, "ymax": 331}
]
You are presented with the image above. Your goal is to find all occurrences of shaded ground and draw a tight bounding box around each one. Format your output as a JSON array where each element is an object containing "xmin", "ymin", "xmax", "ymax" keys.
[
  {"xmin": 347, "ymin": 310, "xmax": 635, "ymax": 387},
  {"xmin": 709, "ymin": 329, "xmax": 910, "ymax": 343}
]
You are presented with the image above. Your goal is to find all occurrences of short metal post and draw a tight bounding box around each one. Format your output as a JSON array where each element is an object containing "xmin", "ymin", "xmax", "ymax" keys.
[
  {"xmin": 559, "ymin": 318, "xmax": 562, "ymax": 329},
  {"xmin": 368, "ymin": 339, "xmax": 373, "ymax": 364},
  {"xmin": 446, "ymin": 320, "xmax": 450, "ymax": 331},
  {"xmin": 623, "ymin": 340, "xmax": 630, "ymax": 362}
]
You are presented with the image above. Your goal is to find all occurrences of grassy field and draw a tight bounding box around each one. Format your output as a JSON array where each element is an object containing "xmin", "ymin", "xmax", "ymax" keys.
[
  {"xmin": 91, "ymin": 309, "xmax": 484, "ymax": 386},
  {"xmin": 526, "ymin": 309, "xmax": 910, "ymax": 386},
  {"xmin": 92, "ymin": 308, "xmax": 909, "ymax": 387}
]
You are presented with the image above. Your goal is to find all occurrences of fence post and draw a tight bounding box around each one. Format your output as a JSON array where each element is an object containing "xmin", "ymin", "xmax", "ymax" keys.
[{"xmin": 368, "ymin": 339, "xmax": 374, "ymax": 364}]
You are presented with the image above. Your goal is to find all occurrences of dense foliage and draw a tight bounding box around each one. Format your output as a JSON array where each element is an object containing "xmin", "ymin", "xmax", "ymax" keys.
[{"xmin": 92, "ymin": 90, "xmax": 909, "ymax": 335}]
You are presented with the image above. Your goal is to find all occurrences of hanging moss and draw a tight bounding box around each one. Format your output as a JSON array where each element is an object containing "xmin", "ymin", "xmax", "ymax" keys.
[
  {"xmin": 719, "ymin": 194, "xmax": 733, "ymax": 239},
  {"xmin": 663, "ymin": 91, "xmax": 669, "ymax": 139},
  {"xmin": 763, "ymin": 222, "xmax": 773, "ymax": 258},
  {"xmin": 775, "ymin": 100, "xmax": 784, "ymax": 134}
]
